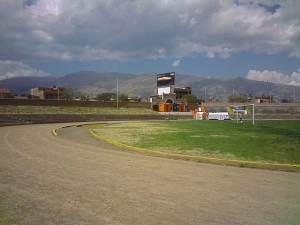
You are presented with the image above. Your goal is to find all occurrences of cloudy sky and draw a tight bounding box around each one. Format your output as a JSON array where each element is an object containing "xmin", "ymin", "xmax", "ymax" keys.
[{"xmin": 0, "ymin": 0, "xmax": 299, "ymax": 85}]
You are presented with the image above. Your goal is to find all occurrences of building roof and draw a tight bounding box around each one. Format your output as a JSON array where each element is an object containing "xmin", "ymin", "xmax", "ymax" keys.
[
  {"xmin": 0, "ymin": 88, "xmax": 11, "ymax": 94},
  {"xmin": 32, "ymin": 87, "xmax": 65, "ymax": 91}
]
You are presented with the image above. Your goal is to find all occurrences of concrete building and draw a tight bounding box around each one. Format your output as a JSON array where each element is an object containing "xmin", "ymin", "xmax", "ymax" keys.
[
  {"xmin": 151, "ymin": 86, "xmax": 190, "ymax": 112},
  {"xmin": 0, "ymin": 88, "xmax": 12, "ymax": 98},
  {"xmin": 31, "ymin": 87, "xmax": 65, "ymax": 100}
]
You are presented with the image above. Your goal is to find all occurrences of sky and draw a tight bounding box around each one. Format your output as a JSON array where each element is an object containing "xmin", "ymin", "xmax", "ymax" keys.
[{"xmin": 0, "ymin": 0, "xmax": 300, "ymax": 86}]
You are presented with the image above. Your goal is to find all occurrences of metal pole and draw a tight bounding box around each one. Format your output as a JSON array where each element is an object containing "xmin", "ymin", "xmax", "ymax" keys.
[
  {"xmin": 117, "ymin": 78, "xmax": 118, "ymax": 108},
  {"xmin": 0, "ymin": 78, "xmax": 2, "ymax": 98},
  {"xmin": 56, "ymin": 77, "xmax": 60, "ymax": 100},
  {"xmin": 205, "ymin": 86, "xmax": 206, "ymax": 102},
  {"xmin": 294, "ymin": 86, "xmax": 296, "ymax": 103},
  {"xmin": 253, "ymin": 104, "xmax": 255, "ymax": 125}
]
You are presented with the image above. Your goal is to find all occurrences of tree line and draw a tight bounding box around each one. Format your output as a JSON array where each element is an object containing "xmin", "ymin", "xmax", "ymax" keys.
[
  {"xmin": 60, "ymin": 88, "xmax": 132, "ymax": 102},
  {"xmin": 59, "ymin": 88, "xmax": 290, "ymax": 103}
]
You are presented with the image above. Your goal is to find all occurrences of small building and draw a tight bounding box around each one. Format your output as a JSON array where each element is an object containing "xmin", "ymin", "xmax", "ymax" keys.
[
  {"xmin": 173, "ymin": 87, "xmax": 192, "ymax": 100},
  {"xmin": 151, "ymin": 87, "xmax": 189, "ymax": 112},
  {"xmin": 205, "ymin": 98, "xmax": 220, "ymax": 103},
  {"xmin": 153, "ymin": 86, "xmax": 191, "ymax": 100},
  {"xmin": 0, "ymin": 88, "xmax": 12, "ymax": 98},
  {"xmin": 256, "ymin": 94, "xmax": 273, "ymax": 103},
  {"xmin": 31, "ymin": 86, "xmax": 65, "ymax": 99}
]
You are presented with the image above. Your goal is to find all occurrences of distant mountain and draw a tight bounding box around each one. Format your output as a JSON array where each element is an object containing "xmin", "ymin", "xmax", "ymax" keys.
[
  {"xmin": 1, "ymin": 71, "xmax": 299, "ymax": 102},
  {"xmin": 2, "ymin": 76, "xmax": 57, "ymax": 94}
]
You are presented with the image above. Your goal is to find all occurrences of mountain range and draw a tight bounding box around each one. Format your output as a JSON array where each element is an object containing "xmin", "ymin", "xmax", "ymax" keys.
[{"xmin": 1, "ymin": 71, "xmax": 299, "ymax": 102}]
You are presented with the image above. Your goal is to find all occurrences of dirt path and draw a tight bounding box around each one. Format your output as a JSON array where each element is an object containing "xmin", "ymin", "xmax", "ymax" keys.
[{"xmin": 1, "ymin": 123, "xmax": 300, "ymax": 225}]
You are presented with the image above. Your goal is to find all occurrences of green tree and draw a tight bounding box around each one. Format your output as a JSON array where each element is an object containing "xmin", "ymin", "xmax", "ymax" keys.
[
  {"xmin": 282, "ymin": 98, "xmax": 291, "ymax": 103},
  {"xmin": 77, "ymin": 91, "xmax": 87, "ymax": 100},
  {"xmin": 60, "ymin": 88, "xmax": 74, "ymax": 100},
  {"xmin": 118, "ymin": 93, "xmax": 129, "ymax": 101},
  {"xmin": 228, "ymin": 92, "xmax": 248, "ymax": 103},
  {"xmin": 180, "ymin": 94, "xmax": 198, "ymax": 103},
  {"xmin": 96, "ymin": 93, "xmax": 110, "ymax": 101}
]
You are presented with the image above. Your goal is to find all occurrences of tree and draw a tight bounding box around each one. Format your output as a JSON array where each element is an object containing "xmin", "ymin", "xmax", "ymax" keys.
[
  {"xmin": 60, "ymin": 88, "xmax": 74, "ymax": 100},
  {"xmin": 180, "ymin": 94, "xmax": 198, "ymax": 103},
  {"xmin": 96, "ymin": 93, "xmax": 110, "ymax": 101},
  {"xmin": 118, "ymin": 93, "xmax": 129, "ymax": 101},
  {"xmin": 282, "ymin": 98, "xmax": 291, "ymax": 103},
  {"xmin": 228, "ymin": 92, "xmax": 248, "ymax": 103},
  {"xmin": 76, "ymin": 91, "xmax": 87, "ymax": 100}
]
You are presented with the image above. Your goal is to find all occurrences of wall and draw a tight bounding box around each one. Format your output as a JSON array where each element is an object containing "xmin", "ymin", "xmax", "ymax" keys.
[
  {"xmin": 1, "ymin": 99, "xmax": 300, "ymax": 112},
  {"xmin": 0, "ymin": 99, "xmax": 151, "ymax": 108}
]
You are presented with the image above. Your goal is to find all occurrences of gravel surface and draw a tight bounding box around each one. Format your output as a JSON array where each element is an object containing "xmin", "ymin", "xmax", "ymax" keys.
[
  {"xmin": 1, "ymin": 123, "xmax": 300, "ymax": 225},
  {"xmin": 57, "ymin": 125, "xmax": 119, "ymax": 149}
]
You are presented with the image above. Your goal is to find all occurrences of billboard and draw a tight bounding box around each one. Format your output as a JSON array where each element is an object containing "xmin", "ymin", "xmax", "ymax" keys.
[
  {"xmin": 157, "ymin": 72, "xmax": 175, "ymax": 87},
  {"xmin": 157, "ymin": 87, "xmax": 171, "ymax": 95}
]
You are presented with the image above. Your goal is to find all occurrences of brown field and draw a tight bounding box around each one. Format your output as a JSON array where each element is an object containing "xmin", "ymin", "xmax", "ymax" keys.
[{"xmin": 1, "ymin": 123, "xmax": 300, "ymax": 225}]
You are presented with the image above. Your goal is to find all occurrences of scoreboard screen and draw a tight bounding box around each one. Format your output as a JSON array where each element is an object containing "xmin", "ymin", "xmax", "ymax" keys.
[{"xmin": 157, "ymin": 72, "xmax": 175, "ymax": 87}]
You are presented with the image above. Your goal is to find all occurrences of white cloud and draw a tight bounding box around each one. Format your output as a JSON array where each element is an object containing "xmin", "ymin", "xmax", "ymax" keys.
[
  {"xmin": 0, "ymin": 60, "xmax": 50, "ymax": 79},
  {"xmin": 0, "ymin": 0, "xmax": 299, "ymax": 62},
  {"xmin": 247, "ymin": 69, "xmax": 300, "ymax": 86},
  {"xmin": 206, "ymin": 52, "xmax": 215, "ymax": 59},
  {"xmin": 172, "ymin": 59, "xmax": 181, "ymax": 67},
  {"xmin": 158, "ymin": 48, "xmax": 166, "ymax": 54}
]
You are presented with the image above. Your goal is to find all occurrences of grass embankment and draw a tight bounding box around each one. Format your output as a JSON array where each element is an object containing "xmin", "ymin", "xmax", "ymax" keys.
[
  {"xmin": 0, "ymin": 105, "xmax": 157, "ymax": 114},
  {"xmin": 87, "ymin": 120, "xmax": 300, "ymax": 167}
]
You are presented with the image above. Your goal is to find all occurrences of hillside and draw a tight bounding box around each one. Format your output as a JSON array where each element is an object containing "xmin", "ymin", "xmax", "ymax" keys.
[{"xmin": 1, "ymin": 71, "xmax": 299, "ymax": 102}]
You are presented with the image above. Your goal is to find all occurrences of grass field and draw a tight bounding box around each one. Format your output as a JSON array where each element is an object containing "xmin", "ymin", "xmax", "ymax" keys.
[{"xmin": 88, "ymin": 120, "xmax": 300, "ymax": 165}]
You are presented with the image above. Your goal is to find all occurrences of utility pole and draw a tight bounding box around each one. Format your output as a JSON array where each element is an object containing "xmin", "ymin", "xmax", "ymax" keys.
[
  {"xmin": 294, "ymin": 86, "xmax": 296, "ymax": 103},
  {"xmin": 56, "ymin": 77, "xmax": 60, "ymax": 100},
  {"xmin": 205, "ymin": 86, "xmax": 206, "ymax": 102},
  {"xmin": 0, "ymin": 78, "xmax": 2, "ymax": 98},
  {"xmin": 117, "ymin": 78, "xmax": 119, "ymax": 108}
]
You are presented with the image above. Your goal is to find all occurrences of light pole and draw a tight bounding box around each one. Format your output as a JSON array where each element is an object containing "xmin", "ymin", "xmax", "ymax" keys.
[{"xmin": 56, "ymin": 77, "xmax": 59, "ymax": 100}]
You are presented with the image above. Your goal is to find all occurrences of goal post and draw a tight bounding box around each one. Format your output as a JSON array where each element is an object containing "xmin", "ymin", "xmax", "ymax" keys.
[{"xmin": 249, "ymin": 104, "xmax": 255, "ymax": 125}]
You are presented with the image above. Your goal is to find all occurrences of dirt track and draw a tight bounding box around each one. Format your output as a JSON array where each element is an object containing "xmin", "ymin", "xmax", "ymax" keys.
[{"xmin": 1, "ymin": 123, "xmax": 300, "ymax": 225}]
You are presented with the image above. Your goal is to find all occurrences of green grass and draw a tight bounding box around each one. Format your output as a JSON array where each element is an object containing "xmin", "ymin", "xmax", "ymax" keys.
[{"xmin": 89, "ymin": 120, "xmax": 300, "ymax": 165}]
